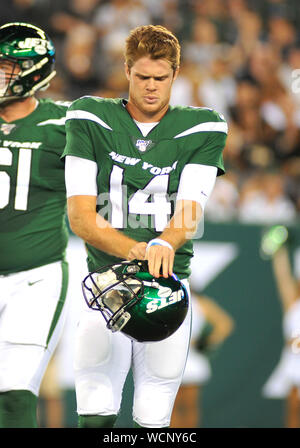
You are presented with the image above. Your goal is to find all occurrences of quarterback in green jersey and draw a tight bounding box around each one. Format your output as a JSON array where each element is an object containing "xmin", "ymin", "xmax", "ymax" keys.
[
  {"xmin": 0, "ymin": 23, "xmax": 69, "ymax": 427},
  {"xmin": 64, "ymin": 25, "xmax": 227, "ymax": 428}
]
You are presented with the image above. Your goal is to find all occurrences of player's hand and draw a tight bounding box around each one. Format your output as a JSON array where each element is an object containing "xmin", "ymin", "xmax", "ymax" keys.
[
  {"xmin": 127, "ymin": 242, "xmax": 147, "ymax": 261},
  {"xmin": 145, "ymin": 241, "xmax": 175, "ymax": 278}
]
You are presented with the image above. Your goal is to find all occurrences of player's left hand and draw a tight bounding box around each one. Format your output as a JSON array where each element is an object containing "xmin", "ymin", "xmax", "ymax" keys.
[{"xmin": 145, "ymin": 243, "xmax": 175, "ymax": 278}]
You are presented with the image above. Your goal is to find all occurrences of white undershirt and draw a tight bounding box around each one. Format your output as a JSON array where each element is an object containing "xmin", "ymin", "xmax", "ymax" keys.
[
  {"xmin": 65, "ymin": 156, "xmax": 217, "ymax": 211},
  {"xmin": 134, "ymin": 120, "xmax": 159, "ymax": 137}
]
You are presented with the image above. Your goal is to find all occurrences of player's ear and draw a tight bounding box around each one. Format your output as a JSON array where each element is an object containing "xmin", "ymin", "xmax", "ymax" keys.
[
  {"xmin": 124, "ymin": 63, "xmax": 130, "ymax": 81},
  {"xmin": 173, "ymin": 66, "xmax": 179, "ymax": 81}
]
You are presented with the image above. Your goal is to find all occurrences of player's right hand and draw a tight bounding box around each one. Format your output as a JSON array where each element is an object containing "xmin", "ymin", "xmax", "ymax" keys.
[{"xmin": 127, "ymin": 242, "xmax": 147, "ymax": 261}]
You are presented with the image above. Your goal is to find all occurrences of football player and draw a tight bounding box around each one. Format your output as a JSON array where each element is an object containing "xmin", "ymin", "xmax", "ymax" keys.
[
  {"xmin": 63, "ymin": 25, "xmax": 227, "ymax": 428},
  {"xmin": 0, "ymin": 23, "xmax": 70, "ymax": 427}
]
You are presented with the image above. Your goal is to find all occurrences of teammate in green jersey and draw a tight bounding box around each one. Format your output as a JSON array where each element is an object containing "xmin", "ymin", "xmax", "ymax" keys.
[
  {"xmin": 0, "ymin": 23, "xmax": 69, "ymax": 427},
  {"xmin": 63, "ymin": 25, "xmax": 227, "ymax": 428}
]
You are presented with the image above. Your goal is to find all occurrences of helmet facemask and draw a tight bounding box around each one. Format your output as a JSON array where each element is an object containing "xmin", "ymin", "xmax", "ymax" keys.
[{"xmin": 82, "ymin": 263, "xmax": 145, "ymax": 332}]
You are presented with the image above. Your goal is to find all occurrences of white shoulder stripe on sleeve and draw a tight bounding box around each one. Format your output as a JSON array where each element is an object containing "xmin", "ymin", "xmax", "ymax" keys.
[
  {"xmin": 174, "ymin": 121, "xmax": 228, "ymax": 139},
  {"xmin": 66, "ymin": 109, "xmax": 113, "ymax": 131},
  {"xmin": 37, "ymin": 117, "xmax": 66, "ymax": 126}
]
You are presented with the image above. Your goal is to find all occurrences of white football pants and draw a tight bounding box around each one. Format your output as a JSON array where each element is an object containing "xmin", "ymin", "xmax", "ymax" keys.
[
  {"xmin": 0, "ymin": 260, "xmax": 68, "ymax": 396},
  {"xmin": 74, "ymin": 279, "xmax": 191, "ymax": 428}
]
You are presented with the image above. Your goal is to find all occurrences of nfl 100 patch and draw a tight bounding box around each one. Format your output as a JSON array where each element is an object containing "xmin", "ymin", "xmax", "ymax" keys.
[
  {"xmin": 0, "ymin": 123, "xmax": 17, "ymax": 135},
  {"xmin": 134, "ymin": 138, "xmax": 154, "ymax": 152}
]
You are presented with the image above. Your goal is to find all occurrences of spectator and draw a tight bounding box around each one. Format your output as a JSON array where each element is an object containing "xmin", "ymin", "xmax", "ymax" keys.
[
  {"xmin": 197, "ymin": 55, "xmax": 237, "ymax": 119},
  {"xmin": 261, "ymin": 227, "xmax": 300, "ymax": 427},
  {"xmin": 170, "ymin": 60, "xmax": 202, "ymax": 107},
  {"xmin": 238, "ymin": 171, "xmax": 297, "ymax": 223},
  {"xmin": 93, "ymin": 0, "xmax": 151, "ymax": 80},
  {"xmin": 183, "ymin": 18, "xmax": 224, "ymax": 74},
  {"xmin": 205, "ymin": 170, "xmax": 240, "ymax": 222}
]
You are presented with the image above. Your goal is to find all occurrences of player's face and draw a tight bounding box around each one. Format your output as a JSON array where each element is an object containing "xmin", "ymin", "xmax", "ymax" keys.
[
  {"xmin": 0, "ymin": 60, "xmax": 20, "ymax": 92},
  {"xmin": 0, "ymin": 59, "xmax": 20, "ymax": 104},
  {"xmin": 125, "ymin": 56, "xmax": 178, "ymax": 122}
]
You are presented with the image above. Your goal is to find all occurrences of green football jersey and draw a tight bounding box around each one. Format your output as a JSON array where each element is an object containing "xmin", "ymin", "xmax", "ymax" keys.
[
  {"xmin": 0, "ymin": 98, "xmax": 70, "ymax": 275},
  {"xmin": 63, "ymin": 96, "xmax": 227, "ymax": 278}
]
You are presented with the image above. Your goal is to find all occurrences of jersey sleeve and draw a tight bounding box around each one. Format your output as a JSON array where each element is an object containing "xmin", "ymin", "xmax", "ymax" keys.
[
  {"xmin": 62, "ymin": 98, "xmax": 97, "ymax": 162},
  {"xmin": 175, "ymin": 109, "xmax": 227, "ymax": 176},
  {"xmin": 189, "ymin": 129, "xmax": 227, "ymax": 175}
]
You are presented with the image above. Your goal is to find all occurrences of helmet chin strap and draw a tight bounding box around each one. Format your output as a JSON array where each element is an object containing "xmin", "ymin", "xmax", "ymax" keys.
[{"xmin": 0, "ymin": 96, "xmax": 19, "ymax": 105}]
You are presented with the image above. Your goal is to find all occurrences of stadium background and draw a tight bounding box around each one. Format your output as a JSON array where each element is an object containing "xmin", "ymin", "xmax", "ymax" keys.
[{"xmin": 3, "ymin": 0, "xmax": 300, "ymax": 428}]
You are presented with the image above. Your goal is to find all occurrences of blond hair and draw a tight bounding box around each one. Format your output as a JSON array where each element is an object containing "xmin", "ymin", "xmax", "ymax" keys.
[{"xmin": 125, "ymin": 25, "xmax": 181, "ymax": 72}]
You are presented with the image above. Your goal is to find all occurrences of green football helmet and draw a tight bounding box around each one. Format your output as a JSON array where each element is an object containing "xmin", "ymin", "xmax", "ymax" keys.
[
  {"xmin": 82, "ymin": 260, "xmax": 189, "ymax": 343},
  {"xmin": 0, "ymin": 22, "xmax": 56, "ymax": 103}
]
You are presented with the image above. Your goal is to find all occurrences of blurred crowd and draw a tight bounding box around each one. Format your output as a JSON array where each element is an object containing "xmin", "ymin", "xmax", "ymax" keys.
[{"xmin": 4, "ymin": 0, "xmax": 300, "ymax": 224}]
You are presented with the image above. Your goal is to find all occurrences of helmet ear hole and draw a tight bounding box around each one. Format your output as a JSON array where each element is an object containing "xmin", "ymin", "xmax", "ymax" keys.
[
  {"xmin": 12, "ymin": 84, "xmax": 23, "ymax": 94},
  {"xmin": 21, "ymin": 60, "xmax": 34, "ymax": 69}
]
